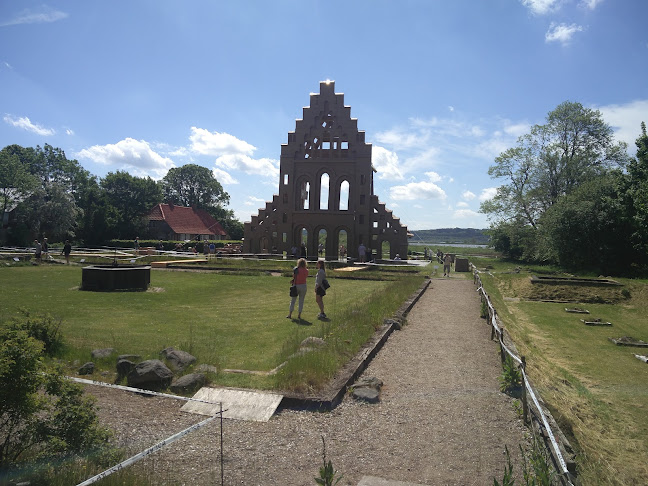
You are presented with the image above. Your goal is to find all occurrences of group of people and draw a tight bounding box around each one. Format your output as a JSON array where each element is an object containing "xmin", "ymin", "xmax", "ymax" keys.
[
  {"xmin": 287, "ymin": 258, "xmax": 328, "ymax": 321},
  {"xmin": 32, "ymin": 238, "xmax": 72, "ymax": 264}
]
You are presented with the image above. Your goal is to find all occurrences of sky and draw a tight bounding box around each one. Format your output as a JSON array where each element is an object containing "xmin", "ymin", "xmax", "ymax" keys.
[{"xmin": 1, "ymin": 0, "xmax": 647, "ymax": 231}]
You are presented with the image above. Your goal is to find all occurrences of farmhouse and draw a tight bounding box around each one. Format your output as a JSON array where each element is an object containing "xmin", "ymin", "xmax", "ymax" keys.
[{"xmin": 147, "ymin": 203, "xmax": 227, "ymax": 241}]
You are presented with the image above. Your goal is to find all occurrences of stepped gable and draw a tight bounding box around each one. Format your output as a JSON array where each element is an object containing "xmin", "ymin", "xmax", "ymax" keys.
[{"xmin": 243, "ymin": 81, "xmax": 408, "ymax": 260}]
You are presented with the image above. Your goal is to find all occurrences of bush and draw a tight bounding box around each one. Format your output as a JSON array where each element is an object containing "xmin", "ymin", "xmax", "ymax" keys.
[
  {"xmin": 7, "ymin": 309, "xmax": 63, "ymax": 356},
  {"xmin": 0, "ymin": 328, "xmax": 112, "ymax": 480},
  {"xmin": 499, "ymin": 355, "xmax": 522, "ymax": 394}
]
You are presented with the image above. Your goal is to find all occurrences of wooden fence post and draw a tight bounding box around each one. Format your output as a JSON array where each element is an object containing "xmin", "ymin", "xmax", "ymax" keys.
[
  {"xmin": 521, "ymin": 355, "xmax": 528, "ymax": 424},
  {"xmin": 498, "ymin": 327, "xmax": 505, "ymax": 363}
]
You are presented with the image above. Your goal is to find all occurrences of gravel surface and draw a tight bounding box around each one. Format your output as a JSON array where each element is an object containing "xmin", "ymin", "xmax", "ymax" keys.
[{"xmin": 87, "ymin": 276, "xmax": 529, "ymax": 485}]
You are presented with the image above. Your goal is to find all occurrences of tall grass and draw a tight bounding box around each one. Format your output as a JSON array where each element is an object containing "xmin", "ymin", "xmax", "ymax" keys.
[{"xmin": 274, "ymin": 275, "xmax": 424, "ymax": 392}]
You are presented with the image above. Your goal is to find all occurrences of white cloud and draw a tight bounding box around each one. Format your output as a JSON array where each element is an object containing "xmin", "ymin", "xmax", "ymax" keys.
[
  {"xmin": 0, "ymin": 6, "xmax": 68, "ymax": 27},
  {"xmin": 448, "ymin": 106, "xmax": 455, "ymax": 112},
  {"xmin": 597, "ymin": 99, "xmax": 648, "ymax": 154},
  {"xmin": 372, "ymin": 146, "xmax": 404, "ymax": 180},
  {"xmin": 4, "ymin": 114, "xmax": 55, "ymax": 136},
  {"xmin": 479, "ymin": 187, "xmax": 498, "ymax": 202},
  {"xmin": 212, "ymin": 168, "xmax": 238, "ymax": 185},
  {"xmin": 244, "ymin": 196, "xmax": 266, "ymax": 206},
  {"xmin": 424, "ymin": 171, "xmax": 442, "ymax": 183},
  {"xmin": 462, "ymin": 190, "xmax": 476, "ymax": 200},
  {"xmin": 457, "ymin": 201, "xmax": 470, "ymax": 208},
  {"xmin": 390, "ymin": 180, "xmax": 446, "ymax": 201},
  {"xmin": 453, "ymin": 209, "xmax": 480, "ymax": 219},
  {"xmin": 520, "ymin": 0, "xmax": 561, "ymax": 15},
  {"xmin": 503, "ymin": 122, "xmax": 530, "ymax": 138},
  {"xmin": 545, "ymin": 22, "xmax": 584, "ymax": 45},
  {"xmin": 579, "ymin": 0, "xmax": 603, "ymax": 10},
  {"xmin": 403, "ymin": 148, "xmax": 442, "ymax": 172},
  {"xmin": 215, "ymin": 153, "xmax": 279, "ymax": 179},
  {"xmin": 76, "ymin": 138, "xmax": 175, "ymax": 179},
  {"xmin": 189, "ymin": 127, "xmax": 255, "ymax": 156},
  {"xmin": 374, "ymin": 128, "xmax": 429, "ymax": 150}
]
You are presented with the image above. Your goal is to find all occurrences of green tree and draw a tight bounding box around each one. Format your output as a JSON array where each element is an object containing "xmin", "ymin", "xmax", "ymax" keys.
[
  {"xmin": 625, "ymin": 122, "xmax": 648, "ymax": 261},
  {"xmin": 0, "ymin": 328, "xmax": 111, "ymax": 472},
  {"xmin": 0, "ymin": 148, "xmax": 37, "ymax": 217},
  {"xmin": 481, "ymin": 101, "xmax": 629, "ymax": 229},
  {"xmin": 162, "ymin": 164, "xmax": 229, "ymax": 210},
  {"xmin": 101, "ymin": 171, "xmax": 162, "ymax": 239}
]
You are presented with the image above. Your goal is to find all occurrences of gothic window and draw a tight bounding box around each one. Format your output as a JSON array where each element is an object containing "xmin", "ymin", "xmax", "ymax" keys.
[
  {"xmin": 320, "ymin": 173, "xmax": 330, "ymax": 210},
  {"xmin": 300, "ymin": 181, "xmax": 311, "ymax": 210},
  {"xmin": 339, "ymin": 180, "xmax": 349, "ymax": 211}
]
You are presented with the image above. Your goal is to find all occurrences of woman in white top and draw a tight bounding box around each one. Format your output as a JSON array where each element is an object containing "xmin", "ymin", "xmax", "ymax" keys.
[{"xmin": 314, "ymin": 260, "xmax": 327, "ymax": 319}]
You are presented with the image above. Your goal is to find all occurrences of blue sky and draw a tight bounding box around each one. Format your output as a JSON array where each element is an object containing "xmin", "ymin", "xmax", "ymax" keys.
[{"xmin": 1, "ymin": 1, "xmax": 646, "ymax": 230}]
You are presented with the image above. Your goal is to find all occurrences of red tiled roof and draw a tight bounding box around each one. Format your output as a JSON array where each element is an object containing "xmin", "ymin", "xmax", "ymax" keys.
[{"xmin": 149, "ymin": 204, "xmax": 227, "ymax": 236}]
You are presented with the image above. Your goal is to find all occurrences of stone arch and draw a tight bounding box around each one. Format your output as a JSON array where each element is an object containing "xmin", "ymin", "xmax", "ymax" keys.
[
  {"xmin": 293, "ymin": 225, "xmax": 310, "ymax": 256},
  {"xmin": 333, "ymin": 226, "xmax": 351, "ymax": 260},
  {"xmin": 315, "ymin": 226, "xmax": 328, "ymax": 257}
]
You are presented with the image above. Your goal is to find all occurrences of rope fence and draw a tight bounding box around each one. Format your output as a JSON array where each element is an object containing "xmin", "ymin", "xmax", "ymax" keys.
[{"xmin": 473, "ymin": 266, "xmax": 578, "ymax": 486}]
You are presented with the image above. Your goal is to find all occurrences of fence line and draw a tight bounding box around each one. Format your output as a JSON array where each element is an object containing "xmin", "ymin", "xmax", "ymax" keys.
[
  {"xmin": 72, "ymin": 377, "xmax": 226, "ymax": 486},
  {"xmin": 473, "ymin": 267, "xmax": 577, "ymax": 485}
]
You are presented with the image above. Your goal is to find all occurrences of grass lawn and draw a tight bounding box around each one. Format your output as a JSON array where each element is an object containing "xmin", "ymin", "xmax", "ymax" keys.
[
  {"xmin": 472, "ymin": 258, "xmax": 648, "ymax": 485},
  {"xmin": 0, "ymin": 264, "xmax": 423, "ymax": 390}
]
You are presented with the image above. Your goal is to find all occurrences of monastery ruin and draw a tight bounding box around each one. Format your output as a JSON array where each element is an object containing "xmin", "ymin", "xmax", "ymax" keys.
[{"xmin": 242, "ymin": 81, "xmax": 408, "ymax": 260}]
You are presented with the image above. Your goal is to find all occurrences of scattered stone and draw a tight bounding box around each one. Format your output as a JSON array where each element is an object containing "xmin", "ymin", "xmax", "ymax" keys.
[
  {"xmin": 116, "ymin": 359, "xmax": 136, "ymax": 383},
  {"xmin": 609, "ymin": 336, "xmax": 648, "ymax": 347},
  {"xmin": 195, "ymin": 364, "xmax": 219, "ymax": 374},
  {"xmin": 160, "ymin": 347, "xmax": 196, "ymax": 371},
  {"xmin": 350, "ymin": 376, "xmax": 383, "ymax": 403},
  {"xmin": 78, "ymin": 362, "xmax": 95, "ymax": 375},
  {"xmin": 580, "ymin": 318, "xmax": 612, "ymax": 326},
  {"xmin": 384, "ymin": 318, "xmax": 402, "ymax": 330},
  {"xmin": 300, "ymin": 337, "xmax": 326, "ymax": 348},
  {"xmin": 634, "ymin": 354, "xmax": 648, "ymax": 364},
  {"xmin": 91, "ymin": 348, "xmax": 115, "ymax": 359},
  {"xmin": 565, "ymin": 307, "xmax": 589, "ymax": 314},
  {"xmin": 170, "ymin": 373, "xmax": 207, "ymax": 394},
  {"xmin": 127, "ymin": 359, "xmax": 173, "ymax": 391},
  {"xmin": 352, "ymin": 387, "xmax": 380, "ymax": 403}
]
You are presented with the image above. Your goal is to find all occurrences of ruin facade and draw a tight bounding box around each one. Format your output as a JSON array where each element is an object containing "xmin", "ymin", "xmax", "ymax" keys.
[{"xmin": 242, "ymin": 81, "xmax": 408, "ymax": 260}]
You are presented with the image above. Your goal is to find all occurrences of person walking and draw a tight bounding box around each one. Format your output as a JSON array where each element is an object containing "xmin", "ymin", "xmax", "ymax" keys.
[
  {"xmin": 443, "ymin": 253, "xmax": 453, "ymax": 277},
  {"xmin": 62, "ymin": 240, "xmax": 72, "ymax": 264},
  {"xmin": 42, "ymin": 237, "xmax": 49, "ymax": 260},
  {"xmin": 358, "ymin": 242, "xmax": 366, "ymax": 263},
  {"xmin": 287, "ymin": 258, "xmax": 308, "ymax": 320},
  {"xmin": 33, "ymin": 239, "xmax": 42, "ymax": 263},
  {"xmin": 314, "ymin": 259, "xmax": 327, "ymax": 319}
]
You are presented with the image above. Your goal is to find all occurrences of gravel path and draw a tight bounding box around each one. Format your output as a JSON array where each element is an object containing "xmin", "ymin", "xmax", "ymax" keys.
[{"xmin": 88, "ymin": 276, "xmax": 529, "ymax": 485}]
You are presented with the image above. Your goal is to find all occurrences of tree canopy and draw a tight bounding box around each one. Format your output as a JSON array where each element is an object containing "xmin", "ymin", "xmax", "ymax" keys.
[{"xmin": 161, "ymin": 164, "xmax": 229, "ymax": 211}]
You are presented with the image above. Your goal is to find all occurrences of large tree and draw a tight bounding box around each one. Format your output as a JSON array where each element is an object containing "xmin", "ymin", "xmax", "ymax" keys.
[
  {"xmin": 101, "ymin": 171, "xmax": 162, "ymax": 239},
  {"xmin": 0, "ymin": 148, "xmax": 37, "ymax": 217},
  {"xmin": 161, "ymin": 164, "xmax": 229, "ymax": 210},
  {"xmin": 481, "ymin": 101, "xmax": 629, "ymax": 229}
]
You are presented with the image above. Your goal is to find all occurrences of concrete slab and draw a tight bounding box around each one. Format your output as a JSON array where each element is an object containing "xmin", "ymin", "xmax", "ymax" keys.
[
  {"xmin": 357, "ymin": 477, "xmax": 426, "ymax": 486},
  {"xmin": 180, "ymin": 387, "xmax": 283, "ymax": 422}
]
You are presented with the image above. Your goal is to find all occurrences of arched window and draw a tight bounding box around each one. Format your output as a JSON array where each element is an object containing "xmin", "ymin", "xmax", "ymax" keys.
[
  {"xmin": 339, "ymin": 180, "xmax": 349, "ymax": 211},
  {"xmin": 300, "ymin": 181, "xmax": 310, "ymax": 210},
  {"xmin": 320, "ymin": 173, "xmax": 329, "ymax": 210}
]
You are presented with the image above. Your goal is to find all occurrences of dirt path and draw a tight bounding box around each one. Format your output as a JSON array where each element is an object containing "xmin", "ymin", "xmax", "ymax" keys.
[{"xmin": 89, "ymin": 277, "xmax": 529, "ymax": 485}]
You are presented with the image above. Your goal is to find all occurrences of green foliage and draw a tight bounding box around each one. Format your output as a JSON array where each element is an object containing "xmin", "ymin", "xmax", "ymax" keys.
[
  {"xmin": 0, "ymin": 328, "xmax": 111, "ymax": 476},
  {"xmin": 315, "ymin": 436, "xmax": 343, "ymax": 486},
  {"xmin": 6, "ymin": 309, "xmax": 63, "ymax": 356},
  {"xmin": 499, "ymin": 355, "xmax": 522, "ymax": 394},
  {"xmin": 494, "ymin": 445, "xmax": 515, "ymax": 486}
]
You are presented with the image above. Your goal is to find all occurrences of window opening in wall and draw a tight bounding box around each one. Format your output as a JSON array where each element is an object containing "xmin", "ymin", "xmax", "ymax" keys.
[
  {"xmin": 373, "ymin": 221, "xmax": 378, "ymax": 228},
  {"xmin": 382, "ymin": 240, "xmax": 391, "ymax": 259},
  {"xmin": 282, "ymin": 212, "xmax": 287, "ymax": 223},
  {"xmin": 320, "ymin": 173, "xmax": 329, "ymax": 210},
  {"xmin": 283, "ymin": 232, "xmax": 287, "ymax": 243},
  {"xmin": 301, "ymin": 181, "xmax": 310, "ymax": 210},
  {"xmin": 283, "ymin": 174, "xmax": 289, "ymax": 185},
  {"xmin": 337, "ymin": 229, "xmax": 348, "ymax": 258},
  {"xmin": 305, "ymin": 153, "xmax": 309, "ymax": 158},
  {"xmin": 360, "ymin": 195, "xmax": 365, "ymax": 205},
  {"xmin": 341, "ymin": 141, "xmax": 349, "ymax": 149},
  {"xmin": 322, "ymin": 141, "xmax": 330, "ymax": 150},
  {"xmin": 333, "ymin": 140, "xmax": 338, "ymax": 149},
  {"xmin": 318, "ymin": 228, "xmax": 327, "ymax": 256},
  {"xmin": 339, "ymin": 180, "xmax": 349, "ymax": 210}
]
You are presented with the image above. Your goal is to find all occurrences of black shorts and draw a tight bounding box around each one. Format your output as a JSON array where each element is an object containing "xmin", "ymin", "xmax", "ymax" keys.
[{"xmin": 316, "ymin": 286, "xmax": 326, "ymax": 296}]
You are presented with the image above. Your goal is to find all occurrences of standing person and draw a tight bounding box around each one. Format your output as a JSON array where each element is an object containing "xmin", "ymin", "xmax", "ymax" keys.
[
  {"xmin": 157, "ymin": 240, "xmax": 164, "ymax": 254},
  {"xmin": 443, "ymin": 253, "xmax": 453, "ymax": 277},
  {"xmin": 300, "ymin": 242, "xmax": 307, "ymax": 258},
  {"xmin": 287, "ymin": 258, "xmax": 308, "ymax": 320},
  {"xmin": 318, "ymin": 242, "xmax": 324, "ymax": 256},
  {"xmin": 314, "ymin": 260, "xmax": 327, "ymax": 319},
  {"xmin": 62, "ymin": 240, "xmax": 72, "ymax": 264},
  {"xmin": 33, "ymin": 239, "xmax": 42, "ymax": 263},
  {"xmin": 358, "ymin": 242, "xmax": 366, "ymax": 263},
  {"xmin": 41, "ymin": 237, "xmax": 49, "ymax": 260},
  {"xmin": 134, "ymin": 237, "xmax": 140, "ymax": 253}
]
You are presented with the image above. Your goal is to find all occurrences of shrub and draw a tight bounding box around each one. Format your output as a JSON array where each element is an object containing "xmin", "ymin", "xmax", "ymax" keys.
[
  {"xmin": 7, "ymin": 308, "xmax": 63, "ymax": 356},
  {"xmin": 499, "ymin": 355, "xmax": 522, "ymax": 394},
  {"xmin": 0, "ymin": 328, "xmax": 112, "ymax": 480}
]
